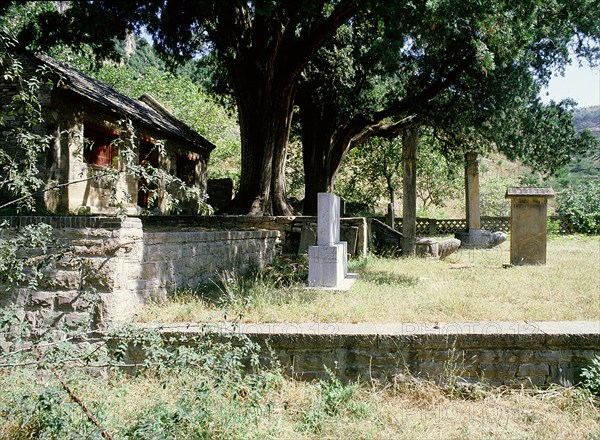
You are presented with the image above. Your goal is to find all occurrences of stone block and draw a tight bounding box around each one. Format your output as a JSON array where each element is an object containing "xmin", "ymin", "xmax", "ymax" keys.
[
  {"xmin": 298, "ymin": 223, "xmax": 317, "ymax": 254},
  {"xmin": 478, "ymin": 363, "xmax": 518, "ymax": 380},
  {"xmin": 308, "ymin": 243, "xmax": 346, "ymax": 287},
  {"xmin": 340, "ymin": 226, "xmax": 359, "ymax": 256},
  {"xmin": 517, "ymin": 363, "xmax": 550, "ymax": 377},
  {"xmin": 28, "ymin": 291, "xmax": 55, "ymax": 308}
]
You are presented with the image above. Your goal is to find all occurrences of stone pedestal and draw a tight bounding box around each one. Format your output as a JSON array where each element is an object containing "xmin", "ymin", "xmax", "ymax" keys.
[
  {"xmin": 505, "ymin": 187, "xmax": 555, "ymax": 265},
  {"xmin": 308, "ymin": 242, "xmax": 347, "ymax": 287},
  {"xmin": 308, "ymin": 193, "xmax": 356, "ymax": 289}
]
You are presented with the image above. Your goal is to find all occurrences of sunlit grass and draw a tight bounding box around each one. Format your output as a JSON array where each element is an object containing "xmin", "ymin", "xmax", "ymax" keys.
[
  {"xmin": 136, "ymin": 235, "xmax": 600, "ymax": 324},
  {"xmin": 2, "ymin": 367, "xmax": 598, "ymax": 439}
]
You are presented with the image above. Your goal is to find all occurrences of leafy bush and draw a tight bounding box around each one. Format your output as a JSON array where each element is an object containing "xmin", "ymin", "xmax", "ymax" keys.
[
  {"xmin": 580, "ymin": 356, "xmax": 600, "ymax": 396},
  {"xmin": 556, "ymin": 180, "xmax": 600, "ymax": 234},
  {"xmin": 300, "ymin": 370, "xmax": 368, "ymax": 434},
  {"xmin": 0, "ymin": 303, "xmax": 284, "ymax": 439}
]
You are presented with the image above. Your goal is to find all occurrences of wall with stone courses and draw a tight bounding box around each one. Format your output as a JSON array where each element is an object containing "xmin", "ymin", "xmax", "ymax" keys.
[
  {"xmin": 137, "ymin": 215, "xmax": 369, "ymax": 256},
  {"xmin": 153, "ymin": 326, "xmax": 598, "ymax": 389},
  {"xmin": 0, "ymin": 216, "xmax": 280, "ymax": 327},
  {"xmin": 253, "ymin": 333, "xmax": 596, "ymax": 387}
]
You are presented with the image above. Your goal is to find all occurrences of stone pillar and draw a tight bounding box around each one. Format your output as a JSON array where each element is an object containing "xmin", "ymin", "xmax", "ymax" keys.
[
  {"xmin": 308, "ymin": 193, "xmax": 356, "ymax": 289},
  {"xmin": 505, "ymin": 187, "xmax": 555, "ymax": 265},
  {"xmin": 401, "ymin": 127, "xmax": 418, "ymax": 257},
  {"xmin": 455, "ymin": 151, "xmax": 507, "ymax": 249},
  {"xmin": 465, "ymin": 151, "xmax": 481, "ymax": 230}
]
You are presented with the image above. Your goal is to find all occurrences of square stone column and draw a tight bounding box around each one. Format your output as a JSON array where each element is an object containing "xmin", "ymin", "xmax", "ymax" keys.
[{"xmin": 505, "ymin": 187, "xmax": 555, "ymax": 265}]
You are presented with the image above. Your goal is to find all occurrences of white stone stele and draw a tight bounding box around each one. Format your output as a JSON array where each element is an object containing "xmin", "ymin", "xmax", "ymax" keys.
[{"xmin": 308, "ymin": 193, "xmax": 357, "ymax": 290}]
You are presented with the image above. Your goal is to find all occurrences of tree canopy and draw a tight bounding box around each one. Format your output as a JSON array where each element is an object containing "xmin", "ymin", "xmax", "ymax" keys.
[
  {"xmin": 296, "ymin": 0, "xmax": 599, "ymax": 212},
  {"xmin": 3, "ymin": 0, "xmax": 599, "ymax": 215}
]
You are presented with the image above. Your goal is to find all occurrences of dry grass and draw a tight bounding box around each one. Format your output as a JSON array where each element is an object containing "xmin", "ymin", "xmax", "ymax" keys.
[
  {"xmin": 2, "ymin": 367, "xmax": 598, "ymax": 439},
  {"xmin": 275, "ymin": 379, "xmax": 600, "ymax": 440},
  {"xmin": 137, "ymin": 235, "xmax": 600, "ymax": 324}
]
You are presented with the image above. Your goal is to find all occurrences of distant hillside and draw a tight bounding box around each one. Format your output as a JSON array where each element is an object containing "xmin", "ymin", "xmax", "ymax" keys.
[{"xmin": 574, "ymin": 105, "xmax": 599, "ymax": 139}]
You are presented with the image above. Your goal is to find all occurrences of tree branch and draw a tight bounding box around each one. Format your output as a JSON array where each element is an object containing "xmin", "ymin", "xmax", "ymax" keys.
[
  {"xmin": 0, "ymin": 170, "xmax": 115, "ymax": 211},
  {"xmin": 49, "ymin": 365, "xmax": 114, "ymax": 440},
  {"xmin": 287, "ymin": 0, "xmax": 359, "ymax": 80}
]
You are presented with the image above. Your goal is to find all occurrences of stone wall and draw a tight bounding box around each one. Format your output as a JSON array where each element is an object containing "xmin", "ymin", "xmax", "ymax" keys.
[
  {"xmin": 1, "ymin": 216, "xmax": 280, "ymax": 327},
  {"xmin": 156, "ymin": 322, "xmax": 599, "ymax": 388},
  {"xmin": 137, "ymin": 215, "xmax": 369, "ymax": 257}
]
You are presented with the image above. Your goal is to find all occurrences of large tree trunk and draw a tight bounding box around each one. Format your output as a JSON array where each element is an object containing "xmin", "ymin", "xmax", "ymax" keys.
[
  {"xmin": 224, "ymin": 69, "xmax": 296, "ymax": 215},
  {"xmin": 301, "ymin": 101, "xmax": 338, "ymax": 215},
  {"xmin": 211, "ymin": 1, "xmax": 359, "ymax": 216},
  {"xmin": 301, "ymin": 130, "xmax": 352, "ymax": 215}
]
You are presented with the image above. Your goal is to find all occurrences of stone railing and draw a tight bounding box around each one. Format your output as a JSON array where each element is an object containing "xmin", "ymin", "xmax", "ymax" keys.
[{"xmin": 379, "ymin": 215, "xmax": 575, "ymax": 236}]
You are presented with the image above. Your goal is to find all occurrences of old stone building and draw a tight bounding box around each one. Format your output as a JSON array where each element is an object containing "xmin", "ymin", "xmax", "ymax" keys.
[{"xmin": 1, "ymin": 42, "xmax": 215, "ymax": 215}]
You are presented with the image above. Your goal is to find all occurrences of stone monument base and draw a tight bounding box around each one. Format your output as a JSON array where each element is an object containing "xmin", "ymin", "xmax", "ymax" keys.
[
  {"xmin": 455, "ymin": 229, "xmax": 507, "ymax": 249},
  {"xmin": 308, "ymin": 242, "xmax": 356, "ymax": 290}
]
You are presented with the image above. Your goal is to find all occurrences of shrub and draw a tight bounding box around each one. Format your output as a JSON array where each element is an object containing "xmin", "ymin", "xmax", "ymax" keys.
[
  {"xmin": 557, "ymin": 181, "xmax": 600, "ymax": 234},
  {"xmin": 580, "ymin": 356, "xmax": 600, "ymax": 396}
]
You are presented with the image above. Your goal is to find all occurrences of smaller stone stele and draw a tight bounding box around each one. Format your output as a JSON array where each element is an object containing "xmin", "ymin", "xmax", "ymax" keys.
[{"xmin": 505, "ymin": 187, "xmax": 555, "ymax": 265}]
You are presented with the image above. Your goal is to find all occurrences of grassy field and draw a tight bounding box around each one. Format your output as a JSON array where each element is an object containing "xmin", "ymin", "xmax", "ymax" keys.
[
  {"xmin": 137, "ymin": 235, "xmax": 600, "ymax": 324},
  {"xmin": 1, "ymin": 363, "xmax": 598, "ymax": 439}
]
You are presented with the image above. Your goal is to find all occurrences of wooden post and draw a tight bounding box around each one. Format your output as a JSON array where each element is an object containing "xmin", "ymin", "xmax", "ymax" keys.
[{"xmin": 401, "ymin": 127, "xmax": 418, "ymax": 256}]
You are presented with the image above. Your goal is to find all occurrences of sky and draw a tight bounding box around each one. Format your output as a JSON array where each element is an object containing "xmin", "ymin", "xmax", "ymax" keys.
[{"xmin": 541, "ymin": 62, "xmax": 600, "ymax": 108}]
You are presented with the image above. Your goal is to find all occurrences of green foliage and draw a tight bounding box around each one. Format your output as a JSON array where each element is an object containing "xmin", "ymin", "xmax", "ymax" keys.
[
  {"xmin": 580, "ymin": 356, "xmax": 600, "ymax": 396},
  {"xmin": 0, "ymin": 222, "xmax": 59, "ymax": 291},
  {"xmin": 0, "ymin": 34, "xmax": 54, "ymax": 213},
  {"xmin": 547, "ymin": 218, "xmax": 561, "ymax": 237},
  {"xmin": 556, "ymin": 180, "xmax": 600, "ymax": 234},
  {"xmin": 300, "ymin": 370, "xmax": 368, "ymax": 434},
  {"xmin": 416, "ymin": 130, "xmax": 463, "ymax": 210},
  {"xmin": 334, "ymin": 140, "xmax": 394, "ymax": 211},
  {"xmin": 0, "ymin": 301, "xmax": 283, "ymax": 439},
  {"xmin": 480, "ymin": 175, "xmax": 518, "ymax": 217},
  {"xmin": 334, "ymin": 130, "xmax": 463, "ymax": 214}
]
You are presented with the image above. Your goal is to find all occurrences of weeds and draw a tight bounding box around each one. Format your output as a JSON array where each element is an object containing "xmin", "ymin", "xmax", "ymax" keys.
[
  {"xmin": 138, "ymin": 236, "xmax": 600, "ymax": 324},
  {"xmin": 581, "ymin": 356, "xmax": 600, "ymax": 396}
]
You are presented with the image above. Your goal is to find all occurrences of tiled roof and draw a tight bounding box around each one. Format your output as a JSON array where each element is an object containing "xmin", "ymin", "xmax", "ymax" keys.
[{"xmin": 33, "ymin": 52, "xmax": 215, "ymax": 153}]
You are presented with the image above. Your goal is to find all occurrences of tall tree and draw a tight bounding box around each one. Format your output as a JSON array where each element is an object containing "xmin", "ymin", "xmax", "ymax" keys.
[
  {"xmin": 297, "ymin": 0, "xmax": 599, "ymax": 213},
  {"xmin": 10, "ymin": 0, "xmax": 361, "ymax": 215}
]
